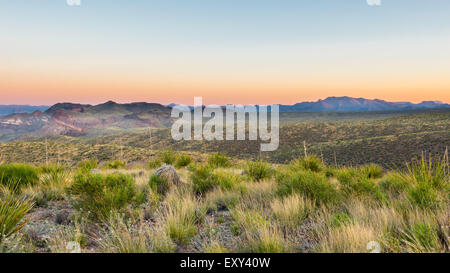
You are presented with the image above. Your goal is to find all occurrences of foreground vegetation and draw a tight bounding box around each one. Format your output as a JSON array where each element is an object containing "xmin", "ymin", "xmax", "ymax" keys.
[{"xmin": 0, "ymin": 151, "xmax": 448, "ymax": 253}]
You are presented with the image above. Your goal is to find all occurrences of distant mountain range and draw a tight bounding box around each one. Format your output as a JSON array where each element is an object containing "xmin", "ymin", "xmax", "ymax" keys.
[
  {"xmin": 0, "ymin": 97, "xmax": 448, "ymax": 142},
  {"xmin": 0, "ymin": 101, "xmax": 172, "ymax": 142},
  {"xmin": 0, "ymin": 105, "xmax": 50, "ymax": 115},
  {"xmin": 279, "ymin": 97, "xmax": 450, "ymax": 112}
]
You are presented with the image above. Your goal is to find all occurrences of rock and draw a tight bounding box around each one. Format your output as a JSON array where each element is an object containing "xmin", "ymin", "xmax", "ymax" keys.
[{"xmin": 153, "ymin": 164, "xmax": 181, "ymax": 185}]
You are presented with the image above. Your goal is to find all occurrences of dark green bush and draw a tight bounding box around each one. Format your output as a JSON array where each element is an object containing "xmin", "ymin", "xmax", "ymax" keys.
[
  {"xmin": 277, "ymin": 171, "xmax": 340, "ymax": 205},
  {"xmin": 207, "ymin": 153, "xmax": 231, "ymax": 168},
  {"xmin": 149, "ymin": 174, "xmax": 169, "ymax": 196},
  {"xmin": 68, "ymin": 172, "xmax": 143, "ymax": 220},
  {"xmin": 175, "ymin": 154, "xmax": 193, "ymax": 168},
  {"xmin": 0, "ymin": 164, "xmax": 39, "ymax": 187},
  {"xmin": 245, "ymin": 160, "xmax": 273, "ymax": 181}
]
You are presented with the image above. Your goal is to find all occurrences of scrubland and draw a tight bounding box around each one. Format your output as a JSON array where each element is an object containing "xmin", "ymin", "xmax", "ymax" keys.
[{"xmin": 0, "ymin": 151, "xmax": 448, "ymax": 253}]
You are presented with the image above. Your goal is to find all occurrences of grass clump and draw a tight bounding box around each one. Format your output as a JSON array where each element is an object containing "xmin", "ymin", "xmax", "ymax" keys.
[
  {"xmin": 290, "ymin": 155, "xmax": 324, "ymax": 173},
  {"xmin": 207, "ymin": 153, "xmax": 231, "ymax": 168},
  {"xmin": 270, "ymin": 195, "xmax": 313, "ymax": 229},
  {"xmin": 149, "ymin": 174, "xmax": 169, "ymax": 196},
  {"xmin": 0, "ymin": 183, "xmax": 34, "ymax": 244},
  {"xmin": 78, "ymin": 159, "xmax": 98, "ymax": 173},
  {"xmin": 106, "ymin": 160, "xmax": 126, "ymax": 170},
  {"xmin": 189, "ymin": 165, "xmax": 218, "ymax": 195},
  {"xmin": 402, "ymin": 222, "xmax": 440, "ymax": 252},
  {"xmin": 159, "ymin": 150, "xmax": 177, "ymax": 165},
  {"xmin": 337, "ymin": 169, "xmax": 385, "ymax": 202},
  {"xmin": 359, "ymin": 164, "xmax": 383, "ymax": 179},
  {"xmin": 0, "ymin": 164, "xmax": 39, "ymax": 188},
  {"xmin": 277, "ymin": 171, "xmax": 340, "ymax": 206},
  {"xmin": 175, "ymin": 154, "xmax": 193, "ymax": 168},
  {"xmin": 68, "ymin": 173, "xmax": 144, "ymax": 221},
  {"xmin": 408, "ymin": 182, "xmax": 440, "ymax": 209},
  {"xmin": 148, "ymin": 158, "xmax": 162, "ymax": 169},
  {"xmin": 245, "ymin": 160, "xmax": 273, "ymax": 181},
  {"xmin": 161, "ymin": 193, "xmax": 202, "ymax": 244},
  {"xmin": 379, "ymin": 172, "xmax": 410, "ymax": 196}
]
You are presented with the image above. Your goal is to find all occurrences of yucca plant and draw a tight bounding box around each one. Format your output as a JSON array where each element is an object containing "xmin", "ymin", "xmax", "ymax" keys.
[
  {"xmin": 405, "ymin": 154, "xmax": 449, "ymax": 190},
  {"xmin": 0, "ymin": 183, "xmax": 34, "ymax": 244}
]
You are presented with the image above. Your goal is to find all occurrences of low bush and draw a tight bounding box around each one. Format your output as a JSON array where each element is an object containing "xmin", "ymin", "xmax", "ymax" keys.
[
  {"xmin": 337, "ymin": 169, "xmax": 385, "ymax": 201},
  {"xmin": 159, "ymin": 150, "xmax": 177, "ymax": 165},
  {"xmin": 277, "ymin": 171, "xmax": 340, "ymax": 206},
  {"xmin": 189, "ymin": 165, "xmax": 218, "ymax": 195},
  {"xmin": 245, "ymin": 160, "xmax": 273, "ymax": 181},
  {"xmin": 148, "ymin": 158, "xmax": 162, "ymax": 169},
  {"xmin": 68, "ymin": 173, "xmax": 144, "ymax": 220},
  {"xmin": 359, "ymin": 164, "xmax": 383, "ymax": 179},
  {"xmin": 78, "ymin": 159, "xmax": 98, "ymax": 173},
  {"xmin": 0, "ymin": 164, "xmax": 40, "ymax": 188},
  {"xmin": 379, "ymin": 173, "xmax": 410, "ymax": 196},
  {"xmin": 149, "ymin": 174, "xmax": 169, "ymax": 196},
  {"xmin": 408, "ymin": 182, "xmax": 440, "ymax": 209},
  {"xmin": 175, "ymin": 154, "xmax": 193, "ymax": 168},
  {"xmin": 207, "ymin": 153, "xmax": 231, "ymax": 168},
  {"xmin": 106, "ymin": 160, "xmax": 126, "ymax": 170},
  {"xmin": 290, "ymin": 155, "xmax": 324, "ymax": 173}
]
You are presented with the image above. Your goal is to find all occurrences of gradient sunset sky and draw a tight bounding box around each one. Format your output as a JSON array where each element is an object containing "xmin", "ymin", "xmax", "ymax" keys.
[{"xmin": 1, "ymin": 0, "xmax": 449, "ymax": 105}]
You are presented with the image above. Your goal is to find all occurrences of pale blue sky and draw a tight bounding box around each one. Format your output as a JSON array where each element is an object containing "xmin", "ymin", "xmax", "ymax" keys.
[{"xmin": 1, "ymin": 0, "xmax": 450, "ymax": 104}]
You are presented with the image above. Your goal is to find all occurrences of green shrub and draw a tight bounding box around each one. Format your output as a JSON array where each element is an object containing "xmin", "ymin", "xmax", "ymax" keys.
[
  {"xmin": 148, "ymin": 158, "xmax": 162, "ymax": 169},
  {"xmin": 290, "ymin": 155, "xmax": 324, "ymax": 173},
  {"xmin": 149, "ymin": 174, "xmax": 169, "ymax": 196},
  {"xmin": 175, "ymin": 154, "xmax": 193, "ymax": 168},
  {"xmin": 159, "ymin": 150, "xmax": 177, "ymax": 165},
  {"xmin": 277, "ymin": 171, "xmax": 340, "ymax": 205},
  {"xmin": 107, "ymin": 160, "xmax": 126, "ymax": 170},
  {"xmin": 408, "ymin": 182, "xmax": 440, "ymax": 209},
  {"xmin": 337, "ymin": 169, "xmax": 385, "ymax": 201},
  {"xmin": 68, "ymin": 173, "xmax": 143, "ymax": 220},
  {"xmin": 0, "ymin": 183, "xmax": 34, "ymax": 243},
  {"xmin": 245, "ymin": 160, "xmax": 273, "ymax": 181},
  {"xmin": 0, "ymin": 164, "xmax": 40, "ymax": 188},
  {"xmin": 189, "ymin": 165, "xmax": 218, "ymax": 195},
  {"xmin": 405, "ymin": 155, "xmax": 449, "ymax": 190},
  {"xmin": 215, "ymin": 171, "xmax": 243, "ymax": 191},
  {"xmin": 78, "ymin": 159, "xmax": 98, "ymax": 173},
  {"xmin": 331, "ymin": 212, "xmax": 351, "ymax": 227},
  {"xmin": 359, "ymin": 164, "xmax": 383, "ymax": 179},
  {"xmin": 207, "ymin": 153, "xmax": 231, "ymax": 168},
  {"xmin": 379, "ymin": 173, "xmax": 410, "ymax": 196}
]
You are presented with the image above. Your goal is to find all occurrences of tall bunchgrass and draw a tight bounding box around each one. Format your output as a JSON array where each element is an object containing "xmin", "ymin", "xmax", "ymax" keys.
[
  {"xmin": 207, "ymin": 153, "xmax": 231, "ymax": 168},
  {"xmin": 245, "ymin": 160, "xmax": 273, "ymax": 181},
  {"xmin": 0, "ymin": 183, "xmax": 34, "ymax": 244},
  {"xmin": 0, "ymin": 164, "xmax": 39, "ymax": 188}
]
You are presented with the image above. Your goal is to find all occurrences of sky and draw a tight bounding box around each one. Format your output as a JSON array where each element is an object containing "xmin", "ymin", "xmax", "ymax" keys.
[{"xmin": 1, "ymin": 0, "xmax": 450, "ymax": 105}]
